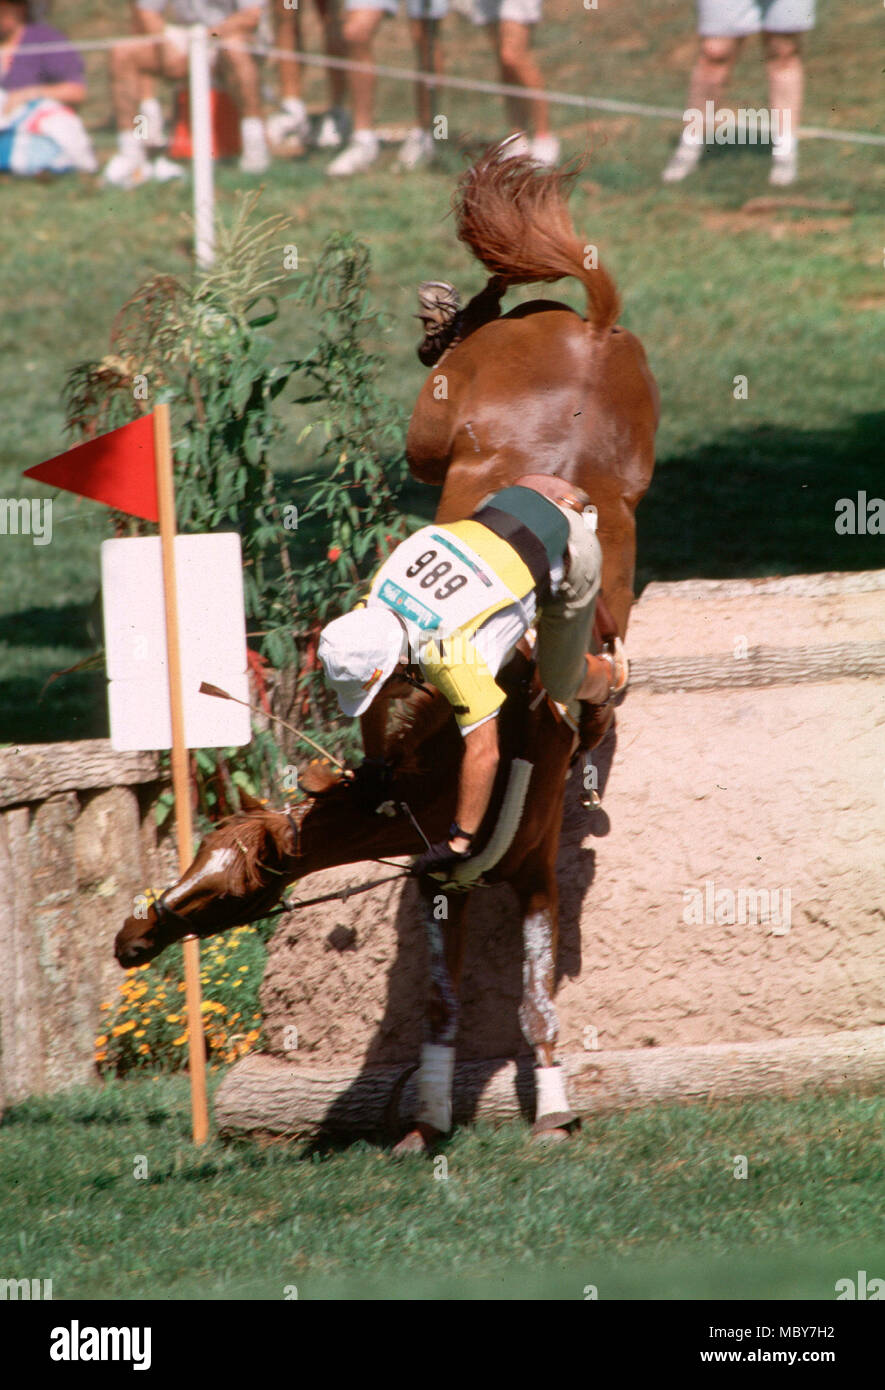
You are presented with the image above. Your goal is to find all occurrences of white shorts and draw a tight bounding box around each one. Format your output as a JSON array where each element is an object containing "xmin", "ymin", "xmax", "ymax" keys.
[
  {"xmin": 697, "ymin": 0, "xmax": 816, "ymax": 37},
  {"xmin": 467, "ymin": 0, "xmax": 542, "ymax": 25},
  {"xmin": 344, "ymin": 0, "xmax": 450, "ymax": 18}
]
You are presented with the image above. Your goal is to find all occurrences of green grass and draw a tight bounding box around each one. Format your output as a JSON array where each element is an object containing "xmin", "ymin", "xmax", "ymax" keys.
[
  {"xmin": 1, "ymin": 1076, "xmax": 883, "ymax": 1298},
  {"xmin": 1, "ymin": 0, "xmax": 883, "ymax": 742}
]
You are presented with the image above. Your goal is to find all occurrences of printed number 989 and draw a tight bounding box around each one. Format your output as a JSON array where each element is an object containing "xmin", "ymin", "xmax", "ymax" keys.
[{"xmin": 405, "ymin": 549, "xmax": 468, "ymax": 601}]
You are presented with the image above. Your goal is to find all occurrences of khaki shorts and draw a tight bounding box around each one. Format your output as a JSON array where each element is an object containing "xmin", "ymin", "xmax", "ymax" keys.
[{"xmin": 536, "ymin": 508, "xmax": 602, "ymax": 707}]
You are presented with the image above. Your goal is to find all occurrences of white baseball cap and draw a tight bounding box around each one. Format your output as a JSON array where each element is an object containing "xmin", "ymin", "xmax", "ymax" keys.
[{"xmin": 318, "ymin": 607, "xmax": 405, "ymax": 718}]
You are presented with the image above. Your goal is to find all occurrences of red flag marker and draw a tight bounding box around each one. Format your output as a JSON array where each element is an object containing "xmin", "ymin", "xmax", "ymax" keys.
[
  {"xmin": 25, "ymin": 405, "xmax": 210, "ymax": 1147},
  {"xmin": 23, "ymin": 414, "xmax": 159, "ymax": 522}
]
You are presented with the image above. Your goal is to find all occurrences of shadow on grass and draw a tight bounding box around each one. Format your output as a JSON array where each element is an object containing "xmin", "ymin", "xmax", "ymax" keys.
[{"xmin": 636, "ymin": 411, "xmax": 885, "ymax": 591}]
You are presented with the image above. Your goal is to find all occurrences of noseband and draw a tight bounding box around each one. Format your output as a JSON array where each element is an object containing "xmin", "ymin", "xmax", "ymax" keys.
[{"xmin": 150, "ymin": 811, "xmax": 303, "ymax": 936}]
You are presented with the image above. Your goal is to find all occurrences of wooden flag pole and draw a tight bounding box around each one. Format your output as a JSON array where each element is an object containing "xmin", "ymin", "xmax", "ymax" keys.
[{"xmin": 154, "ymin": 403, "xmax": 210, "ymax": 1146}]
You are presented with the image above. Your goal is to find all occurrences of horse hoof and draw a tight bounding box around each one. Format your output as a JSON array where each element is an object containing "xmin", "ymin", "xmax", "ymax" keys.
[
  {"xmin": 392, "ymin": 1125, "xmax": 438, "ymax": 1156},
  {"xmin": 531, "ymin": 1126, "xmax": 571, "ymax": 1145}
]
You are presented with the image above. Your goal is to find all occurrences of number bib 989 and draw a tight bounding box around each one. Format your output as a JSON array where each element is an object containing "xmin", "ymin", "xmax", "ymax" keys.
[{"xmin": 369, "ymin": 526, "xmax": 518, "ymax": 636}]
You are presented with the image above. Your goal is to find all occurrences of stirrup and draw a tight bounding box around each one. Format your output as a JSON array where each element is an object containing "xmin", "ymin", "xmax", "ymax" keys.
[{"xmin": 598, "ymin": 636, "xmax": 629, "ymax": 706}]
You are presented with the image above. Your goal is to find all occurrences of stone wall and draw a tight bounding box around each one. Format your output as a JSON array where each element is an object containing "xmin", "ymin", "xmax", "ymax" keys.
[{"xmin": 0, "ymin": 743, "xmax": 165, "ymax": 1109}]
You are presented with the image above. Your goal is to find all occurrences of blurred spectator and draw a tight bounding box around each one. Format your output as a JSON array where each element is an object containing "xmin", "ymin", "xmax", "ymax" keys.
[
  {"xmin": 464, "ymin": 0, "xmax": 558, "ymax": 166},
  {"xmin": 663, "ymin": 0, "xmax": 815, "ymax": 187},
  {"xmin": 0, "ymin": 0, "xmax": 86, "ymax": 111},
  {"xmin": 266, "ymin": 0, "xmax": 348, "ymax": 155},
  {"xmin": 0, "ymin": 0, "xmax": 96, "ymax": 173},
  {"xmin": 103, "ymin": 0, "xmax": 268, "ymax": 189},
  {"xmin": 326, "ymin": 0, "xmax": 447, "ymax": 177}
]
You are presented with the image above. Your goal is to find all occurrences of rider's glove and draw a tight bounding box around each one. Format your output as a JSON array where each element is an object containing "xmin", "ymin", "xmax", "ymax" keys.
[{"xmin": 413, "ymin": 840, "xmax": 472, "ymax": 881}]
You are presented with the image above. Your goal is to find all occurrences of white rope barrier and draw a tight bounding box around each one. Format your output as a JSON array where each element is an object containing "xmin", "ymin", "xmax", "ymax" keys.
[{"xmin": 10, "ymin": 31, "xmax": 885, "ymax": 148}]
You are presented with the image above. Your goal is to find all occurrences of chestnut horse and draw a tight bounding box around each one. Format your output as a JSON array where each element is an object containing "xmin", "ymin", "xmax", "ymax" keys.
[{"xmin": 114, "ymin": 143, "xmax": 659, "ymax": 1148}]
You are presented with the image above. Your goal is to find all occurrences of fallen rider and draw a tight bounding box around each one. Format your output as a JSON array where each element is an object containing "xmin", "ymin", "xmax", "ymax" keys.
[{"xmin": 317, "ymin": 473, "xmax": 628, "ymax": 880}]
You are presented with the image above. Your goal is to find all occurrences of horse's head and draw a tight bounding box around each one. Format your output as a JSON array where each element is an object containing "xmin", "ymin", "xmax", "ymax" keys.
[
  {"xmin": 112, "ymin": 727, "xmax": 442, "ymax": 971},
  {"xmin": 114, "ymin": 792, "xmax": 304, "ymax": 969}
]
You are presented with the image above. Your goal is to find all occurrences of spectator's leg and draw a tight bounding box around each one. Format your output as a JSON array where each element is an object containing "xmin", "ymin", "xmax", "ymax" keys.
[
  {"xmin": 106, "ymin": 37, "xmax": 186, "ymax": 187},
  {"xmin": 110, "ymin": 38, "xmax": 178, "ymax": 133},
  {"xmin": 131, "ymin": 3, "xmax": 167, "ymax": 148},
  {"xmin": 218, "ymin": 36, "xmax": 270, "ymax": 172},
  {"xmin": 410, "ymin": 17, "xmax": 443, "ymax": 132},
  {"xmin": 344, "ymin": 7, "xmax": 384, "ymax": 133},
  {"xmin": 276, "ymin": 0, "xmax": 303, "ymax": 103},
  {"xmin": 662, "ymin": 34, "xmax": 743, "ymax": 181},
  {"xmin": 688, "ymin": 34, "xmax": 743, "ymax": 112},
  {"xmin": 326, "ymin": 7, "xmax": 385, "ymax": 175},
  {"xmin": 219, "ymin": 38, "xmax": 263, "ymax": 121},
  {"xmin": 764, "ymin": 30, "xmax": 802, "ymax": 185},
  {"xmin": 396, "ymin": 17, "xmax": 443, "ymax": 169},
  {"xmin": 316, "ymin": 0, "xmax": 350, "ymax": 108},
  {"xmin": 267, "ymin": 2, "xmax": 311, "ymax": 149},
  {"xmin": 496, "ymin": 20, "xmax": 549, "ymax": 140}
]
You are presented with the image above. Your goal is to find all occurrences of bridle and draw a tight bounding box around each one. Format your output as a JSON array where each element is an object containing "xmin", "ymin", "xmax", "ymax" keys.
[{"xmin": 149, "ymin": 804, "xmax": 417, "ymax": 939}]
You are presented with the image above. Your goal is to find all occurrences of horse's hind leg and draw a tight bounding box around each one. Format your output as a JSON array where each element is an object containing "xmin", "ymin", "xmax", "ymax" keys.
[
  {"xmin": 392, "ymin": 886, "xmax": 470, "ymax": 1155},
  {"xmin": 512, "ymin": 857, "xmax": 577, "ymax": 1142}
]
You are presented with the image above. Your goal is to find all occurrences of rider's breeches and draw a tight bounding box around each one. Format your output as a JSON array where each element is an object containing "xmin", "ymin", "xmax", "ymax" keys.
[{"xmin": 536, "ymin": 509, "xmax": 603, "ymax": 705}]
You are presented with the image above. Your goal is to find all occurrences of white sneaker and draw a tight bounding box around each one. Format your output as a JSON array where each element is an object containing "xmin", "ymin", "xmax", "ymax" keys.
[
  {"xmin": 102, "ymin": 151, "xmax": 153, "ymax": 190},
  {"xmin": 396, "ymin": 127, "xmax": 434, "ymax": 170},
  {"xmin": 326, "ymin": 130, "xmax": 379, "ymax": 177},
  {"xmin": 314, "ymin": 109, "xmax": 345, "ymax": 149},
  {"xmin": 151, "ymin": 155, "xmax": 185, "ymax": 182},
  {"xmin": 662, "ymin": 139, "xmax": 703, "ymax": 183},
  {"xmin": 240, "ymin": 119, "xmax": 270, "ymax": 174},
  {"xmin": 266, "ymin": 97, "xmax": 311, "ymax": 148},
  {"xmin": 769, "ymin": 145, "xmax": 798, "ymax": 187},
  {"xmin": 530, "ymin": 134, "xmax": 560, "ymax": 167}
]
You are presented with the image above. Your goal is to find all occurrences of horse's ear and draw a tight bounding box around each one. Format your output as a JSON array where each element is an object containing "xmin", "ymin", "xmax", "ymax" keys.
[
  {"xmin": 298, "ymin": 761, "xmax": 343, "ymax": 797},
  {"xmin": 237, "ymin": 787, "xmax": 266, "ymax": 813}
]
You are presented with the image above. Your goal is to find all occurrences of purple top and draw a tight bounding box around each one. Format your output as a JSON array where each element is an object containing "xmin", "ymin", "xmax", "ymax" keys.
[{"xmin": 0, "ymin": 24, "xmax": 84, "ymax": 92}]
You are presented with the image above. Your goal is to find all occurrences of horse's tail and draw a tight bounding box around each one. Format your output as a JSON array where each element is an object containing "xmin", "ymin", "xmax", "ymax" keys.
[{"xmin": 453, "ymin": 139, "xmax": 620, "ymax": 332}]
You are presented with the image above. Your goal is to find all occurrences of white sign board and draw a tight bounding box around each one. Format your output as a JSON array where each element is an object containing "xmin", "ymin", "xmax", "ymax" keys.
[{"xmin": 101, "ymin": 533, "xmax": 251, "ymax": 751}]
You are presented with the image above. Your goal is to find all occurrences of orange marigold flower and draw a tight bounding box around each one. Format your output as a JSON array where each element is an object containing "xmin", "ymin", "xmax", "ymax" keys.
[{"xmin": 112, "ymin": 1021, "xmax": 136, "ymax": 1036}]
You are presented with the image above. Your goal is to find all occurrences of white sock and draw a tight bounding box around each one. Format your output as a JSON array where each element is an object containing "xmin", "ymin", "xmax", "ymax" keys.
[
  {"xmin": 119, "ymin": 129, "xmax": 146, "ymax": 163},
  {"xmin": 282, "ymin": 96, "xmax": 307, "ymax": 121},
  {"xmin": 241, "ymin": 116, "xmax": 266, "ymax": 149},
  {"xmin": 139, "ymin": 97, "xmax": 162, "ymax": 124},
  {"xmin": 353, "ymin": 128, "xmax": 377, "ymax": 145}
]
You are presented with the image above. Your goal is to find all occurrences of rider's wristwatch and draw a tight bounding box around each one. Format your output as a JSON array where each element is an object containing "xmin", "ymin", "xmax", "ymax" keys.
[{"xmin": 448, "ymin": 821, "xmax": 475, "ymax": 848}]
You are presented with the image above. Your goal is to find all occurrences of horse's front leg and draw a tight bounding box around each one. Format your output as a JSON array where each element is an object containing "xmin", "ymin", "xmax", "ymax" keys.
[
  {"xmin": 392, "ymin": 885, "xmax": 469, "ymax": 1155},
  {"xmin": 514, "ymin": 866, "xmax": 577, "ymax": 1142}
]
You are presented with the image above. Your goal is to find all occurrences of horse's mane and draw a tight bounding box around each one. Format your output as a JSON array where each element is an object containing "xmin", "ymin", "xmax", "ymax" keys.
[{"xmin": 205, "ymin": 809, "xmax": 294, "ymax": 894}]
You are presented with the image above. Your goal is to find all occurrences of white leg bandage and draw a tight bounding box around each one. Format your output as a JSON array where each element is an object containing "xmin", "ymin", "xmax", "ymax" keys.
[
  {"xmin": 416, "ymin": 1043, "xmax": 455, "ymax": 1133},
  {"xmin": 535, "ymin": 1064, "xmax": 571, "ymax": 1121}
]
